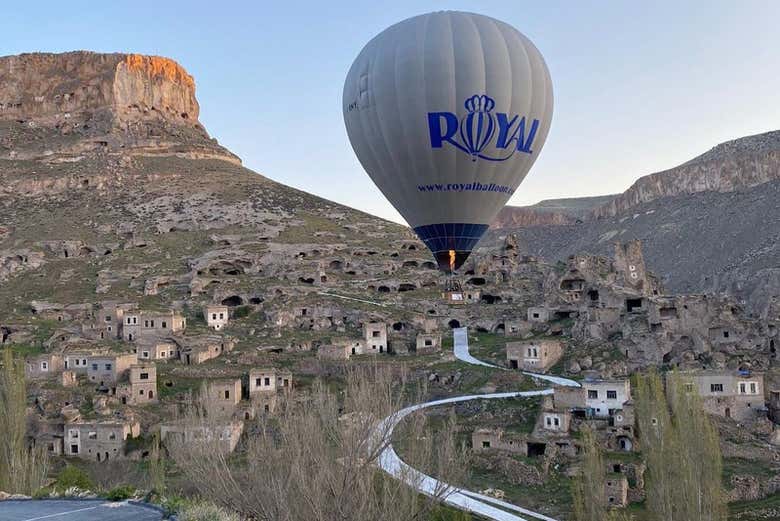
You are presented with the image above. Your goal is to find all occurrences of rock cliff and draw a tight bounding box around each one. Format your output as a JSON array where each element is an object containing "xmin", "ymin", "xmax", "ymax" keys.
[
  {"xmin": 591, "ymin": 130, "xmax": 780, "ymax": 218},
  {"xmin": 0, "ymin": 51, "xmax": 237, "ymax": 165}
]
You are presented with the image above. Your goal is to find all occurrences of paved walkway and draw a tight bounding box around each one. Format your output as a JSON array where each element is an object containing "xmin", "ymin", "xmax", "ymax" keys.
[
  {"xmin": 0, "ymin": 500, "xmax": 163, "ymax": 521},
  {"xmin": 374, "ymin": 327, "xmax": 581, "ymax": 521}
]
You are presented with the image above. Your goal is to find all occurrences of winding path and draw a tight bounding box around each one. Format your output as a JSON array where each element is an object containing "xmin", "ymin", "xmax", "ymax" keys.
[{"xmin": 376, "ymin": 327, "xmax": 579, "ymax": 521}]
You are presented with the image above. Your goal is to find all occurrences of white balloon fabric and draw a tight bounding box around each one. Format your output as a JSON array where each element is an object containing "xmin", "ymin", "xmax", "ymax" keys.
[{"xmin": 343, "ymin": 11, "xmax": 553, "ymax": 272}]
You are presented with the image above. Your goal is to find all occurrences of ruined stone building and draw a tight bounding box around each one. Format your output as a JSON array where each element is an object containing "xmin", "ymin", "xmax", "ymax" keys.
[
  {"xmin": 506, "ymin": 339, "xmax": 563, "ymax": 372},
  {"xmin": 206, "ymin": 378, "xmax": 242, "ymax": 416},
  {"xmin": 362, "ymin": 322, "xmax": 388, "ymax": 354},
  {"xmin": 122, "ymin": 310, "xmax": 186, "ymax": 342},
  {"xmin": 317, "ymin": 343, "xmax": 352, "ymax": 361},
  {"xmin": 605, "ymin": 474, "xmax": 629, "ymax": 507},
  {"xmin": 137, "ymin": 342, "xmax": 179, "ymax": 361},
  {"xmin": 179, "ymin": 336, "xmax": 234, "ymax": 365},
  {"xmin": 117, "ymin": 363, "xmax": 157, "ymax": 405},
  {"xmin": 416, "ymin": 332, "xmax": 441, "ymax": 353},
  {"xmin": 248, "ymin": 368, "xmax": 292, "ymax": 396},
  {"xmin": 205, "ymin": 304, "xmax": 229, "ymax": 331},
  {"xmin": 64, "ymin": 419, "xmax": 140, "ymax": 462},
  {"xmin": 160, "ymin": 420, "xmax": 244, "ymax": 453},
  {"xmin": 24, "ymin": 353, "xmax": 64, "ymax": 379},
  {"xmin": 471, "ymin": 428, "xmax": 526, "ymax": 455},
  {"xmin": 672, "ymin": 370, "xmax": 765, "ymax": 422}
]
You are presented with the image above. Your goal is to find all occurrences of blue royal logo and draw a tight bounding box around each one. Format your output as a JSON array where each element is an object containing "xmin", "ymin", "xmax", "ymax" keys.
[{"xmin": 427, "ymin": 94, "xmax": 540, "ymax": 162}]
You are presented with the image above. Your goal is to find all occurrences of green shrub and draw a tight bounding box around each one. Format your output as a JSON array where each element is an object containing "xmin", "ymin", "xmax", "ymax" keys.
[
  {"xmin": 54, "ymin": 465, "xmax": 94, "ymax": 493},
  {"xmin": 104, "ymin": 484, "xmax": 136, "ymax": 501},
  {"xmin": 233, "ymin": 305, "xmax": 252, "ymax": 319}
]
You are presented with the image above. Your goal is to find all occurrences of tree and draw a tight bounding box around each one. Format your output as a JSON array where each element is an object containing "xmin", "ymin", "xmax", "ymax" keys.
[
  {"xmin": 635, "ymin": 370, "xmax": 727, "ymax": 521},
  {"xmin": 168, "ymin": 365, "xmax": 468, "ymax": 521},
  {"xmin": 572, "ymin": 426, "xmax": 632, "ymax": 521},
  {"xmin": 0, "ymin": 348, "xmax": 48, "ymax": 494}
]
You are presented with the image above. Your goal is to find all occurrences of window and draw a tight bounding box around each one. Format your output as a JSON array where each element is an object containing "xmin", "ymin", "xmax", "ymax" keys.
[
  {"xmin": 546, "ymin": 417, "xmax": 552, "ymax": 426},
  {"xmin": 219, "ymin": 313, "xmax": 224, "ymax": 320},
  {"xmin": 255, "ymin": 378, "xmax": 262, "ymax": 387},
  {"xmin": 71, "ymin": 445, "xmax": 79, "ymax": 454},
  {"xmin": 750, "ymin": 383, "xmax": 757, "ymax": 394},
  {"xmin": 554, "ymin": 417, "xmax": 560, "ymax": 426},
  {"xmin": 711, "ymin": 384, "xmax": 724, "ymax": 393},
  {"xmin": 588, "ymin": 390, "xmax": 598, "ymax": 399},
  {"xmin": 105, "ymin": 316, "xmax": 111, "ymax": 322},
  {"xmin": 212, "ymin": 314, "xmax": 217, "ymax": 320},
  {"xmin": 264, "ymin": 377, "xmax": 271, "ymax": 386},
  {"xmin": 607, "ymin": 390, "xmax": 618, "ymax": 400},
  {"xmin": 142, "ymin": 351, "xmax": 149, "ymax": 359},
  {"xmin": 144, "ymin": 320, "xmax": 149, "ymax": 328},
  {"xmin": 283, "ymin": 379, "xmax": 289, "ymax": 387},
  {"xmin": 69, "ymin": 430, "xmax": 79, "ymax": 439},
  {"xmin": 150, "ymin": 320, "xmax": 155, "ymax": 328},
  {"xmin": 740, "ymin": 383, "xmax": 746, "ymax": 394},
  {"xmin": 224, "ymin": 390, "xmax": 230, "ymax": 399},
  {"xmin": 88, "ymin": 432, "xmax": 97, "ymax": 440},
  {"xmin": 372, "ymin": 331, "xmax": 380, "ymax": 337},
  {"xmin": 109, "ymin": 432, "xmax": 116, "ymax": 440},
  {"xmin": 139, "ymin": 389, "xmax": 144, "ymax": 395},
  {"xmin": 41, "ymin": 362, "xmax": 48, "ymax": 370},
  {"xmin": 161, "ymin": 321, "xmax": 167, "ymax": 329},
  {"xmin": 92, "ymin": 363, "xmax": 98, "ymax": 371},
  {"xmin": 105, "ymin": 363, "xmax": 112, "ymax": 371},
  {"xmin": 482, "ymin": 441, "xmax": 491, "ymax": 448},
  {"xmin": 140, "ymin": 372, "xmax": 149, "ymax": 380},
  {"xmin": 723, "ymin": 331, "xmax": 730, "ymax": 338}
]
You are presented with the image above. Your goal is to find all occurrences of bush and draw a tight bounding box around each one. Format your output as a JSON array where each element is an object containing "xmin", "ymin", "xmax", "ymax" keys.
[
  {"xmin": 104, "ymin": 484, "xmax": 136, "ymax": 501},
  {"xmin": 232, "ymin": 305, "xmax": 252, "ymax": 319},
  {"xmin": 54, "ymin": 465, "xmax": 94, "ymax": 493},
  {"xmin": 177, "ymin": 500, "xmax": 242, "ymax": 521}
]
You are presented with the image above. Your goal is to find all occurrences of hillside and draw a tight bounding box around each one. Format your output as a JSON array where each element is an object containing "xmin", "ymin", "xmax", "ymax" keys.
[
  {"xmin": 486, "ymin": 130, "xmax": 780, "ymax": 312},
  {"xmin": 492, "ymin": 195, "xmax": 617, "ymax": 227}
]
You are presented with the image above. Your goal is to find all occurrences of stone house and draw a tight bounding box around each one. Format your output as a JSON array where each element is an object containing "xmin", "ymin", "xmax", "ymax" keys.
[
  {"xmin": 179, "ymin": 337, "xmax": 234, "ymax": 365},
  {"xmin": 123, "ymin": 310, "xmax": 186, "ymax": 342},
  {"xmin": 205, "ymin": 304, "xmax": 229, "ymax": 331},
  {"xmin": 415, "ymin": 333, "xmax": 441, "ymax": 353},
  {"xmin": 63, "ymin": 350, "xmax": 97, "ymax": 374},
  {"xmin": 769, "ymin": 390, "xmax": 780, "ymax": 424},
  {"xmin": 317, "ymin": 343, "xmax": 351, "ymax": 360},
  {"xmin": 539, "ymin": 408, "xmax": 571, "ymax": 434},
  {"xmin": 248, "ymin": 368, "xmax": 292, "ymax": 396},
  {"xmin": 363, "ymin": 322, "xmax": 388, "ymax": 354},
  {"xmin": 471, "ymin": 428, "xmax": 526, "ymax": 454},
  {"xmin": 527, "ymin": 307, "xmax": 551, "ymax": 323},
  {"xmin": 87, "ymin": 353, "xmax": 137, "ymax": 387},
  {"xmin": 672, "ymin": 370, "xmax": 765, "ymax": 422},
  {"xmin": 160, "ymin": 420, "xmax": 244, "ymax": 453},
  {"xmin": 206, "ymin": 379, "xmax": 242, "ymax": 415},
  {"xmin": 506, "ymin": 339, "xmax": 563, "ymax": 372},
  {"xmin": 137, "ymin": 342, "xmax": 179, "ymax": 361},
  {"xmin": 85, "ymin": 301, "xmax": 133, "ymax": 340},
  {"xmin": 332, "ymin": 337, "xmax": 364, "ymax": 356},
  {"xmin": 25, "ymin": 353, "xmax": 64, "ymax": 379},
  {"xmin": 605, "ymin": 474, "xmax": 629, "ymax": 507},
  {"xmin": 553, "ymin": 379, "xmax": 632, "ymax": 419},
  {"xmin": 117, "ymin": 363, "xmax": 157, "ymax": 405},
  {"xmin": 64, "ymin": 419, "xmax": 140, "ymax": 462}
]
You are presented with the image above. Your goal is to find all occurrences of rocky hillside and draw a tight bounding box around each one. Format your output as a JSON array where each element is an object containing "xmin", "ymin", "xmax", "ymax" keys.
[{"xmin": 485, "ymin": 130, "xmax": 780, "ymax": 313}]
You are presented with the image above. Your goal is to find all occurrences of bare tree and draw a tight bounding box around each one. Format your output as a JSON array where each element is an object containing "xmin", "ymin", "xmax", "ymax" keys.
[
  {"xmin": 635, "ymin": 370, "xmax": 727, "ymax": 521},
  {"xmin": 0, "ymin": 348, "xmax": 48, "ymax": 494},
  {"xmin": 168, "ymin": 365, "xmax": 468, "ymax": 521}
]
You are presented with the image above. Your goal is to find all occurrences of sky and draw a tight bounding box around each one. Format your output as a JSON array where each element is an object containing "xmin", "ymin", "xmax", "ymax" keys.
[{"xmin": 2, "ymin": 1, "xmax": 779, "ymax": 223}]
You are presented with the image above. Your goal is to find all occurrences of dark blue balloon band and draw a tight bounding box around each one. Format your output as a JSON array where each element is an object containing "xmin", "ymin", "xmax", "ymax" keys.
[{"xmin": 413, "ymin": 222, "xmax": 489, "ymax": 254}]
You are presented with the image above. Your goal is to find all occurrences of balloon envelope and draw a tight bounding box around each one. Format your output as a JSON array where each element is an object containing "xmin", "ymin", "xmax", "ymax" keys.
[{"xmin": 343, "ymin": 11, "xmax": 553, "ymax": 272}]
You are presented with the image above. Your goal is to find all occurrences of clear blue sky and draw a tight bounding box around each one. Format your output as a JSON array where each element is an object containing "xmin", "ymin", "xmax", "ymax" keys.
[{"xmin": 3, "ymin": 1, "xmax": 779, "ymax": 223}]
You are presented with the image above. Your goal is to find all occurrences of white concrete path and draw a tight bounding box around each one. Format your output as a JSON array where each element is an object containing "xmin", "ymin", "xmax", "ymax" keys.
[{"xmin": 374, "ymin": 327, "xmax": 581, "ymax": 521}]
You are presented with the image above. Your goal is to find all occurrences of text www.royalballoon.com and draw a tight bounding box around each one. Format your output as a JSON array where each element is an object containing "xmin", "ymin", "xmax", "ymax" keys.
[{"xmin": 417, "ymin": 182, "xmax": 515, "ymax": 194}]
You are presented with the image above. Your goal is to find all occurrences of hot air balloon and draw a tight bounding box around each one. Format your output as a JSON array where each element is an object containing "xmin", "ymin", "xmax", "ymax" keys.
[{"xmin": 343, "ymin": 11, "xmax": 553, "ymax": 274}]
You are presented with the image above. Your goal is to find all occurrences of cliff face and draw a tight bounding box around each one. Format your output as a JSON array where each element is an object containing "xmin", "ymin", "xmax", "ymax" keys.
[
  {"xmin": 0, "ymin": 52, "xmax": 198, "ymax": 125},
  {"xmin": 592, "ymin": 131, "xmax": 780, "ymax": 218},
  {"xmin": 492, "ymin": 207, "xmax": 576, "ymax": 227},
  {"xmin": 0, "ymin": 51, "xmax": 237, "ymax": 167}
]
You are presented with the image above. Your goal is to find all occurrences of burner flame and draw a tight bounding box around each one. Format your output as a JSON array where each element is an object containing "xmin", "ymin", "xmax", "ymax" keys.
[{"xmin": 448, "ymin": 249, "xmax": 456, "ymax": 273}]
